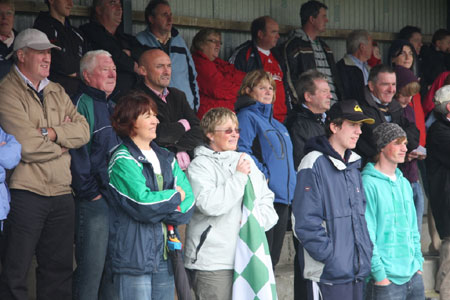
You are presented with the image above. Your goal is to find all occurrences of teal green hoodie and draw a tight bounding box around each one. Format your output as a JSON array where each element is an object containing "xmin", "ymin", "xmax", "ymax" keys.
[{"xmin": 362, "ymin": 163, "xmax": 423, "ymax": 285}]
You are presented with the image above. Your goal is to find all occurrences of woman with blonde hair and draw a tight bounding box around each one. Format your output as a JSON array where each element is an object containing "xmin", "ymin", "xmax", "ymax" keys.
[
  {"xmin": 184, "ymin": 107, "xmax": 278, "ymax": 300},
  {"xmin": 235, "ymin": 69, "xmax": 296, "ymax": 268}
]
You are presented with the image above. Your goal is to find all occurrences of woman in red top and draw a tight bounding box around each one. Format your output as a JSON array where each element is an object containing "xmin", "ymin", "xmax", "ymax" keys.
[{"xmin": 191, "ymin": 29, "xmax": 246, "ymax": 119}]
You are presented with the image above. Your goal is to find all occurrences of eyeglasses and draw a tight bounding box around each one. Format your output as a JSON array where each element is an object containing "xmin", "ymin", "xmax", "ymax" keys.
[
  {"xmin": 206, "ymin": 39, "xmax": 223, "ymax": 46},
  {"xmin": 214, "ymin": 128, "xmax": 240, "ymax": 134}
]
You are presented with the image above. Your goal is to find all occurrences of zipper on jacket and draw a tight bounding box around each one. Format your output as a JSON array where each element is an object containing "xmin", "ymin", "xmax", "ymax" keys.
[{"xmin": 192, "ymin": 225, "xmax": 212, "ymax": 264}]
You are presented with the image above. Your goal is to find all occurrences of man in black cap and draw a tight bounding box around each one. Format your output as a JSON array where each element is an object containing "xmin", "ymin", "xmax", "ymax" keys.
[{"xmin": 292, "ymin": 100, "xmax": 374, "ymax": 300}]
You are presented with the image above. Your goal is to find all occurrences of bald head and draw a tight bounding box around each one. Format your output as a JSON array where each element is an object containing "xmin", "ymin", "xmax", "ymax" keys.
[{"xmin": 138, "ymin": 49, "xmax": 171, "ymax": 93}]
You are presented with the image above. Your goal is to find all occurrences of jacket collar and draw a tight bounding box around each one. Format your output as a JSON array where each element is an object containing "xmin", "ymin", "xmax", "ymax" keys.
[
  {"xmin": 79, "ymin": 82, "xmax": 117, "ymax": 102},
  {"xmin": 121, "ymin": 136, "xmax": 173, "ymax": 165}
]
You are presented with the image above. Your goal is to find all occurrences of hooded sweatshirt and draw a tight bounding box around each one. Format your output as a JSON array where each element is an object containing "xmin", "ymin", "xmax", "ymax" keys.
[{"xmin": 362, "ymin": 162, "xmax": 423, "ymax": 284}]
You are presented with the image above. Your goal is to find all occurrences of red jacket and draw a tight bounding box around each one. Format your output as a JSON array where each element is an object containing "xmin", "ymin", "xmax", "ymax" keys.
[
  {"xmin": 409, "ymin": 93, "xmax": 426, "ymax": 147},
  {"xmin": 193, "ymin": 51, "xmax": 246, "ymax": 119},
  {"xmin": 423, "ymin": 71, "xmax": 450, "ymax": 116}
]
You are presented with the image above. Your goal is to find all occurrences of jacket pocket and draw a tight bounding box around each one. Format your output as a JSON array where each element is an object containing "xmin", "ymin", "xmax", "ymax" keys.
[{"xmin": 191, "ymin": 225, "xmax": 212, "ymax": 264}]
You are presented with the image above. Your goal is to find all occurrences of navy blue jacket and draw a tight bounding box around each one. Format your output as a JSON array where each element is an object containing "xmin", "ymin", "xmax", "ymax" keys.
[
  {"xmin": 106, "ymin": 138, "xmax": 194, "ymax": 275},
  {"xmin": 235, "ymin": 96, "xmax": 296, "ymax": 205},
  {"xmin": 292, "ymin": 135, "xmax": 373, "ymax": 284},
  {"xmin": 70, "ymin": 83, "xmax": 121, "ymax": 201}
]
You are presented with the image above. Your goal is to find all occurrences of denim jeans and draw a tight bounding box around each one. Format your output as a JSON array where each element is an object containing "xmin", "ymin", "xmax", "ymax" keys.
[
  {"xmin": 113, "ymin": 255, "xmax": 174, "ymax": 300},
  {"xmin": 73, "ymin": 197, "xmax": 109, "ymax": 300},
  {"xmin": 411, "ymin": 181, "xmax": 424, "ymax": 235},
  {"xmin": 365, "ymin": 272, "xmax": 425, "ymax": 300}
]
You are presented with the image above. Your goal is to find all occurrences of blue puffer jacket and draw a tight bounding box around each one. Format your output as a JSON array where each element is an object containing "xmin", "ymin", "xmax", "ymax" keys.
[
  {"xmin": 106, "ymin": 138, "xmax": 195, "ymax": 275},
  {"xmin": 292, "ymin": 135, "xmax": 373, "ymax": 284},
  {"xmin": 70, "ymin": 83, "xmax": 121, "ymax": 201},
  {"xmin": 0, "ymin": 127, "xmax": 21, "ymax": 222},
  {"xmin": 136, "ymin": 27, "xmax": 200, "ymax": 111},
  {"xmin": 235, "ymin": 96, "xmax": 295, "ymax": 205}
]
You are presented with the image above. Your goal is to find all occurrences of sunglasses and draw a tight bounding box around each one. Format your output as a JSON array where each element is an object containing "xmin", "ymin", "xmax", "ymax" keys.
[{"xmin": 214, "ymin": 128, "xmax": 241, "ymax": 134}]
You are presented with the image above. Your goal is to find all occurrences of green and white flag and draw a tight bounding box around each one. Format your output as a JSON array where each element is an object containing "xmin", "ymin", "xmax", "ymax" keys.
[{"xmin": 232, "ymin": 179, "xmax": 277, "ymax": 300}]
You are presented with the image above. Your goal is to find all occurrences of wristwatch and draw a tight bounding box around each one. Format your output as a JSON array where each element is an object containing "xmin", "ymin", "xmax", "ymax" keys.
[{"xmin": 41, "ymin": 128, "xmax": 48, "ymax": 137}]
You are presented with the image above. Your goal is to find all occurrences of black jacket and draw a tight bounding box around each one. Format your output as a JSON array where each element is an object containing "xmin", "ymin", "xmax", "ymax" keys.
[
  {"xmin": 420, "ymin": 44, "xmax": 450, "ymax": 93},
  {"xmin": 80, "ymin": 21, "xmax": 148, "ymax": 98},
  {"xmin": 336, "ymin": 55, "xmax": 368, "ymax": 103},
  {"xmin": 229, "ymin": 40, "xmax": 282, "ymax": 72},
  {"xmin": 285, "ymin": 104, "xmax": 326, "ymax": 169},
  {"xmin": 136, "ymin": 82, "xmax": 204, "ymax": 157},
  {"xmin": 34, "ymin": 12, "xmax": 88, "ymax": 96},
  {"xmin": 356, "ymin": 87, "xmax": 420, "ymax": 162},
  {"xmin": 281, "ymin": 29, "xmax": 343, "ymax": 108},
  {"xmin": 426, "ymin": 113, "xmax": 450, "ymax": 238},
  {"xmin": 0, "ymin": 29, "xmax": 15, "ymax": 80}
]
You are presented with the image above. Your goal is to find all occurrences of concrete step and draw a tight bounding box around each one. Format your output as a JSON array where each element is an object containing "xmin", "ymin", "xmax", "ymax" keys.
[{"xmin": 276, "ymin": 225, "xmax": 440, "ymax": 299}]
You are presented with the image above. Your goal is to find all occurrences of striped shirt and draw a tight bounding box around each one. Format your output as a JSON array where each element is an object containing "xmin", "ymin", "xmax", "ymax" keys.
[{"xmin": 310, "ymin": 38, "xmax": 338, "ymax": 104}]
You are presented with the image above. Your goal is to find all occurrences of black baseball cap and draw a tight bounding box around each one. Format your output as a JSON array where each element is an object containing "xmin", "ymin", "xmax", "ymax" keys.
[{"xmin": 327, "ymin": 100, "xmax": 375, "ymax": 124}]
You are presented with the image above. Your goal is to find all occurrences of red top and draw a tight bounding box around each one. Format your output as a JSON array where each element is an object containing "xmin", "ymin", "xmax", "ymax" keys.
[
  {"xmin": 423, "ymin": 71, "xmax": 450, "ymax": 116},
  {"xmin": 193, "ymin": 51, "xmax": 246, "ymax": 119},
  {"xmin": 252, "ymin": 49, "xmax": 287, "ymax": 122},
  {"xmin": 409, "ymin": 93, "xmax": 426, "ymax": 147}
]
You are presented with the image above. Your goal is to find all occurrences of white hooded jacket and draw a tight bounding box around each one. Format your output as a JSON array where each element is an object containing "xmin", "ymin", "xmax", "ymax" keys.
[{"xmin": 184, "ymin": 145, "xmax": 278, "ymax": 271}]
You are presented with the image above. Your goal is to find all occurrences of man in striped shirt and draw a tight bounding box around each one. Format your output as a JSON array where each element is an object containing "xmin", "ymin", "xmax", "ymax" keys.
[{"xmin": 282, "ymin": 0, "xmax": 343, "ymax": 108}]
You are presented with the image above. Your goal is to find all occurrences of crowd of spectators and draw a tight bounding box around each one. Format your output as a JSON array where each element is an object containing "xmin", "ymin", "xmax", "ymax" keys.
[{"xmin": 0, "ymin": 0, "xmax": 450, "ymax": 299}]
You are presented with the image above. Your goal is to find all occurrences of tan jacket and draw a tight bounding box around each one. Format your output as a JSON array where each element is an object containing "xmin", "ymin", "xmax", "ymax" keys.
[{"xmin": 0, "ymin": 67, "xmax": 89, "ymax": 196}]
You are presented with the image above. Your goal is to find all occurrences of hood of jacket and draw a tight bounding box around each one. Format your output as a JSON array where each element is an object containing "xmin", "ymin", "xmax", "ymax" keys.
[
  {"xmin": 234, "ymin": 95, "xmax": 272, "ymax": 118},
  {"xmin": 304, "ymin": 135, "xmax": 358, "ymax": 164},
  {"xmin": 193, "ymin": 144, "xmax": 240, "ymax": 163},
  {"xmin": 361, "ymin": 161, "xmax": 404, "ymax": 182},
  {"xmin": 287, "ymin": 28, "xmax": 310, "ymax": 42}
]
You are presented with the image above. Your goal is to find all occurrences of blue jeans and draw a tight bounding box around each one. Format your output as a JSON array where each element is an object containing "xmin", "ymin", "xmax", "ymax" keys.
[
  {"xmin": 113, "ymin": 255, "xmax": 174, "ymax": 300},
  {"xmin": 73, "ymin": 197, "xmax": 110, "ymax": 300},
  {"xmin": 411, "ymin": 181, "xmax": 424, "ymax": 235},
  {"xmin": 365, "ymin": 272, "xmax": 425, "ymax": 300}
]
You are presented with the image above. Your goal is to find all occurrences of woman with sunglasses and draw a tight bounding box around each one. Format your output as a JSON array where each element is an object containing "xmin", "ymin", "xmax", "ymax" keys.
[
  {"xmin": 235, "ymin": 70, "xmax": 296, "ymax": 268},
  {"xmin": 191, "ymin": 28, "xmax": 246, "ymax": 119},
  {"xmin": 184, "ymin": 107, "xmax": 278, "ymax": 300}
]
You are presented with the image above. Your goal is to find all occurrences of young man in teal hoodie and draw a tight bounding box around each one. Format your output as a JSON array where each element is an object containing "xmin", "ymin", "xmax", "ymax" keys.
[{"xmin": 362, "ymin": 122, "xmax": 424, "ymax": 300}]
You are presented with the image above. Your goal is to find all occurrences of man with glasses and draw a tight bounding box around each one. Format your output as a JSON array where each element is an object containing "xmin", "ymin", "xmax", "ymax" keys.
[{"xmin": 137, "ymin": 0, "xmax": 200, "ymax": 111}]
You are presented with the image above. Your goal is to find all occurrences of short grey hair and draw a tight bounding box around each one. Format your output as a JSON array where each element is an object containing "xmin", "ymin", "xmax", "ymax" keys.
[
  {"xmin": 346, "ymin": 30, "xmax": 370, "ymax": 55},
  {"xmin": 80, "ymin": 50, "xmax": 112, "ymax": 83}
]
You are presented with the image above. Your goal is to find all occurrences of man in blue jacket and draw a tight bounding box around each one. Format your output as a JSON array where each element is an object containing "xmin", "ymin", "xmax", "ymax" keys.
[
  {"xmin": 137, "ymin": 0, "xmax": 200, "ymax": 111},
  {"xmin": 292, "ymin": 100, "xmax": 374, "ymax": 300},
  {"xmin": 70, "ymin": 50, "xmax": 121, "ymax": 300}
]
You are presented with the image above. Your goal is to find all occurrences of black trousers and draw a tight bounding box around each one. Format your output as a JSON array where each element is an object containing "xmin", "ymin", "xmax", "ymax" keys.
[
  {"xmin": 265, "ymin": 203, "xmax": 289, "ymax": 267},
  {"xmin": 0, "ymin": 189, "xmax": 74, "ymax": 300}
]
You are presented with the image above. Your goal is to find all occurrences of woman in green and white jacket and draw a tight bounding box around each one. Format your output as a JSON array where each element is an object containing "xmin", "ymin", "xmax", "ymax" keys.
[{"xmin": 107, "ymin": 91, "xmax": 195, "ymax": 300}]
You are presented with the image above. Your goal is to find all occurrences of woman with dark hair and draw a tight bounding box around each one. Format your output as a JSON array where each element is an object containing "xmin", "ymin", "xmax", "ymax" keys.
[
  {"xmin": 235, "ymin": 70, "xmax": 296, "ymax": 268},
  {"xmin": 107, "ymin": 91, "xmax": 195, "ymax": 300},
  {"xmin": 389, "ymin": 40, "xmax": 427, "ymax": 149},
  {"xmin": 191, "ymin": 28, "xmax": 246, "ymax": 119}
]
